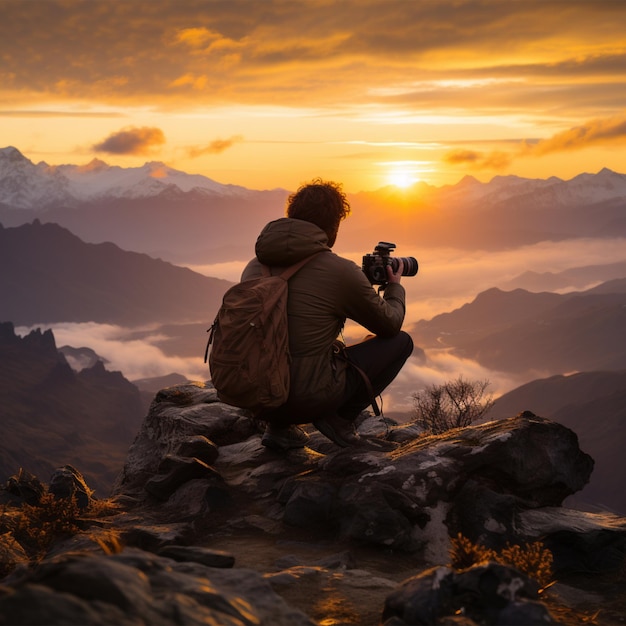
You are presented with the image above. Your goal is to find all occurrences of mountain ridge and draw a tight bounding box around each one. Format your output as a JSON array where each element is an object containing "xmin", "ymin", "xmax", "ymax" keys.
[
  {"xmin": 411, "ymin": 281, "xmax": 626, "ymax": 376},
  {"xmin": 2, "ymin": 145, "xmax": 626, "ymax": 262},
  {"xmin": 0, "ymin": 220, "xmax": 232, "ymax": 326},
  {"xmin": 0, "ymin": 146, "xmax": 258, "ymax": 209},
  {"xmin": 0, "ymin": 322, "xmax": 146, "ymax": 496}
]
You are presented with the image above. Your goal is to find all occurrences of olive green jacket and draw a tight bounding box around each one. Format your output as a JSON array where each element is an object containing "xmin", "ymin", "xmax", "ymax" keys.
[{"xmin": 241, "ymin": 218, "xmax": 406, "ymax": 418}]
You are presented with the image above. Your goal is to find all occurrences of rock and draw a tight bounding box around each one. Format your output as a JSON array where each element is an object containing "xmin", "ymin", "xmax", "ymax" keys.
[
  {"xmin": 0, "ymin": 547, "xmax": 315, "ymax": 626},
  {"xmin": 144, "ymin": 455, "xmax": 222, "ymax": 501},
  {"xmin": 381, "ymin": 562, "xmax": 558, "ymax": 625},
  {"xmin": 49, "ymin": 465, "xmax": 94, "ymax": 509},
  {"xmin": 120, "ymin": 522, "xmax": 194, "ymax": 552},
  {"xmin": 175, "ymin": 435, "xmax": 219, "ymax": 465},
  {"xmin": 112, "ymin": 382, "xmax": 256, "ymax": 500},
  {"xmin": 2, "ymin": 469, "xmax": 45, "ymax": 505},
  {"xmin": 109, "ymin": 383, "xmax": 626, "ymax": 580},
  {"xmin": 157, "ymin": 545, "xmax": 236, "ymax": 568},
  {"xmin": 517, "ymin": 507, "xmax": 626, "ymax": 574}
]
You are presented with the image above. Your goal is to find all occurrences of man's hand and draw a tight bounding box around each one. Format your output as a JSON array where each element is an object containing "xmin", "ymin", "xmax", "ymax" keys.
[{"xmin": 386, "ymin": 258, "xmax": 403, "ymax": 284}]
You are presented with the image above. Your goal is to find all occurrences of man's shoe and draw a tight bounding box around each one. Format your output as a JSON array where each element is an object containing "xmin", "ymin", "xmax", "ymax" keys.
[
  {"xmin": 261, "ymin": 424, "xmax": 309, "ymax": 451},
  {"xmin": 313, "ymin": 415, "xmax": 360, "ymax": 447}
]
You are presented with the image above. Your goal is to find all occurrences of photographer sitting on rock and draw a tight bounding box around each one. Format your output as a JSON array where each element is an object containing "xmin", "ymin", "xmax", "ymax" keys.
[{"xmin": 239, "ymin": 178, "xmax": 414, "ymax": 450}]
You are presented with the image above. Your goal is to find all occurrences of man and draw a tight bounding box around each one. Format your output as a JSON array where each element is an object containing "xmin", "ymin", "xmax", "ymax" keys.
[{"xmin": 240, "ymin": 178, "xmax": 413, "ymax": 450}]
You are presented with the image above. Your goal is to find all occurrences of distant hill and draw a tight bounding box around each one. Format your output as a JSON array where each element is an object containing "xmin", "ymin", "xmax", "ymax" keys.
[
  {"xmin": 0, "ymin": 322, "xmax": 147, "ymax": 496},
  {"xmin": 486, "ymin": 371, "xmax": 626, "ymax": 515},
  {"xmin": 0, "ymin": 220, "xmax": 232, "ymax": 326},
  {"xmin": 410, "ymin": 281, "xmax": 626, "ymax": 376},
  {"xmin": 501, "ymin": 260, "xmax": 626, "ymax": 292}
]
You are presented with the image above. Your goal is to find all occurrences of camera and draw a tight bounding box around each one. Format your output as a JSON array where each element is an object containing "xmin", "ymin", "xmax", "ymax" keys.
[{"xmin": 362, "ymin": 242, "xmax": 418, "ymax": 286}]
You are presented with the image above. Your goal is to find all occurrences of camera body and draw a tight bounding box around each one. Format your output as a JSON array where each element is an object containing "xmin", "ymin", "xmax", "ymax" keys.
[{"xmin": 362, "ymin": 241, "xmax": 418, "ymax": 286}]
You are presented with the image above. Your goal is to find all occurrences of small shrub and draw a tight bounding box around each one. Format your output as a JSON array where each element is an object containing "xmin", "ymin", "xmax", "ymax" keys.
[
  {"xmin": 499, "ymin": 541, "xmax": 554, "ymax": 589},
  {"xmin": 449, "ymin": 532, "xmax": 496, "ymax": 570},
  {"xmin": 10, "ymin": 492, "xmax": 82, "ymax": 557},
  {"xmin": 450, "ymin": 533, "xmax": 554, "ymax": 589},
  {"xmin": 413, "ymin": 377, "xmax": 494, "ymax": 434}
]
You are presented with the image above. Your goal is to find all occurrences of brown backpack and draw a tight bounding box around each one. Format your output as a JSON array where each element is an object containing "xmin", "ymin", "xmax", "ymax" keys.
[{"xmin": 204, "ymin": 253, "xmax": 322, "ymax": 413}]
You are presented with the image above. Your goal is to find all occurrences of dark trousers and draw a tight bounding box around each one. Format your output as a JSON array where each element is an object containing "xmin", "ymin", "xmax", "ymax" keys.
[
  {"xmin": 338, "ymin": 331, "xmax": 414, "ymax": 420},
  {"xmin": 260, "ymin": 330, "xmax": 413, "ymax": 426}
]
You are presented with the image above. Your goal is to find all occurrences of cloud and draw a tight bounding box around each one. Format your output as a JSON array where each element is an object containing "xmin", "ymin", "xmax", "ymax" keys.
[
  {"xmin": 186, "ymin": 136, "xmax": 244, "ymax": 158},
  {"xmin": 93, "ymin": 127, "xmax": 166, "ymax": 155},
  {"xmin": 15, "ymin": 322, "xmax": 208, "ymax": 382},
  {"xmin": 521, "ymin": 114, "xmax": 626, "ymax": 155},
  {"xmin": 0, "ymin": 110, "xmax": 124, "ymax": 118},
  {"xmin": 3, "ymin": 1, "xmax": 625, "ymax": 111},
  {"xmin": 443, "ymin": 149, "xmax": 511, "ymax": 170},
  {"xmin": 443, "ymin": 113, "xmax": 626, "ymax": 172}
]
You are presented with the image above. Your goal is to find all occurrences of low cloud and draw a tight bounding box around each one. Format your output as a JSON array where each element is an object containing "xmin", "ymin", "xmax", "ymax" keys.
[
  {"xmin": 15, "ymin": 322, "xmax": 207, "ymax": 382},
  {"xmin": 187, "ymin": 135, "xmax": 244, "ymax": 158},
  {"xmin": 14, "ymin": 321, "xmax": 523, "ymax": 418},
  {"xmin": 93, "ymin": 126, "xmax": 166, "ymax": 155},
  {"xmin": 15, "ymin": 237, "xmax": 626, "ymax": 418}
]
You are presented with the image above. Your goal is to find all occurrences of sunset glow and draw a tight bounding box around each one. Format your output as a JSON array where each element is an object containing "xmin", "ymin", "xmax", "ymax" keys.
[
  {"xmin": 384, "ymin": 164, "xmax": 418, "ymax": 189},
  {"xmin": 1, "ymin": 1, "xmax": 625, "ymax": 192}
]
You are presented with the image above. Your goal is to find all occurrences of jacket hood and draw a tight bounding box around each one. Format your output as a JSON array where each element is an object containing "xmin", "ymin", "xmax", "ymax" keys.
[{"xmin": 255, "ymin": 218, "xmax": 331, "ymax": 266}]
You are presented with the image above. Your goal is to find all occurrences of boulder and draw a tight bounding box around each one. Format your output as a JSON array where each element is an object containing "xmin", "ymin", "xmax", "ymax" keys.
[{"xmin": 109, "ymin": 382, "xmax": 626, "ymax": 579}]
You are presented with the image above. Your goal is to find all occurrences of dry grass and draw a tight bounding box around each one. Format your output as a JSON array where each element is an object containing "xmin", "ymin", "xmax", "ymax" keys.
[
  {"xmin": 1, "ymin": 491, "xmax": 122, "ymax": 566},
  {"xmin": 448, "ymin": 533, "xmax": 612, "ymax": 625},
  {"xmin": 449, "ymin": 532, "xmax": 554, "ymax": 588}
]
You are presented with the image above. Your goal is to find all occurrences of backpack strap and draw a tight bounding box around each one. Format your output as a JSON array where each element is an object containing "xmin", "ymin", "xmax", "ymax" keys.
[
  {"xmin": 271, "ymin": 250, "xmax": 326, "ymax": 280},
  {"xmin": 332, "ymin": 341, "xmax": 381, "ymax": 417},
  {"xmin": 205, "ymin": 251, "xmax": 325, "ymax": 363}
]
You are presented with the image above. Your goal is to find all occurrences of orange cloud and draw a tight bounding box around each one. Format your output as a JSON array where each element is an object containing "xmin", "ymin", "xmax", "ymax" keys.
[
  {"xmin": 93, "ymin": 127, "xmax": 166, "ymax": 155},
  {"xmin": 522, "ymin": 114, "xmax": 626, "ymax": 155},
  {"xmin": 187, "ymin": 136, "xmax": 244, "ymax": 158},
  {"xmin": 443, "ymin": 149, "xmax": 511, "ymax": 170},
  {"xmin": 444, "ymin": 149, "xmax": 481, "ymax": 164}
]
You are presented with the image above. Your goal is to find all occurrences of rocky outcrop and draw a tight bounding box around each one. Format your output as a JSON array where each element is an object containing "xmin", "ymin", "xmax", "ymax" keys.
[
  {"xmin": 2, "ymin": 380, "xmax": 626, "ymax": 625},
  {"xmin": 113, "ymin": 383, "xmax": 614, "ymax": 573}
]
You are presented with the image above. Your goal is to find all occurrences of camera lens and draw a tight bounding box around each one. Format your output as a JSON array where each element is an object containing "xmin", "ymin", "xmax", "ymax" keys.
[{"xmin": 391, "ymin": 256, "xmax": 418, "ymax": 277}]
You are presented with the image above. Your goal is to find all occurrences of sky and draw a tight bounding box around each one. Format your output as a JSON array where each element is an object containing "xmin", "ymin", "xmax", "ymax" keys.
[{"xmin": 1, "ymin": 0, "xmax": 625, "ymax": 193}]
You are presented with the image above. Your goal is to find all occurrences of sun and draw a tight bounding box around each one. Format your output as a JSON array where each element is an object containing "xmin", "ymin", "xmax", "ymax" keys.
[{"xmin": 387, "ymin": 169, "xmax": 418, "ymax": 188}]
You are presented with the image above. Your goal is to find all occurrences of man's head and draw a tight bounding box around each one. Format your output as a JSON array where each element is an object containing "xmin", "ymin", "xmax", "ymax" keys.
[{"xmin": 286, "ymin": 178, "xmax": 351, "ymax": 247}]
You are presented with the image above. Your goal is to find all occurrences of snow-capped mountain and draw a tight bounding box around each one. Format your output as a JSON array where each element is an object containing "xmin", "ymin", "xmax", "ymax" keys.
[
  {"xmin": 1, "ymin": 144, "xmax": 625, "ymax": 264},
  {"xmin": 434, "ymin": 168, "xmax": 626, "ymax": 210},
  {"xmin": 0, "ymin": 146, "xmax": 252, "ymax": 209}
]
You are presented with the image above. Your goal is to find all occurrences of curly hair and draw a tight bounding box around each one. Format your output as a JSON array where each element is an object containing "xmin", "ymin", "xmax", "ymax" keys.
[{"xmin": 286, "ymin": 178, "xmax": 351, "ymax": 247}]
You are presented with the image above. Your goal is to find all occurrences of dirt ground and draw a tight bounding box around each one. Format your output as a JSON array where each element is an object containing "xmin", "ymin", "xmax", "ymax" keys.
[
  {"xmin": 203, "ymin": 527, "xmax": 625, "ymax": 626},
  {"xmin": 204, "ymin": 528, "xmax": 420, "ymax": 625}
]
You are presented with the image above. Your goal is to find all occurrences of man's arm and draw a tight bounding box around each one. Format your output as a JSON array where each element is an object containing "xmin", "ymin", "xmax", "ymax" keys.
[{"xmin": 339, "ymin": 260, "xmax": 406, "ymax": 337}]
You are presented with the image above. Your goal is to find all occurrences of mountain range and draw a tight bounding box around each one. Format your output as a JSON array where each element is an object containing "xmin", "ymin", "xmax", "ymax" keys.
[
  {"xmin": 0, "ymin": 146, "xmax": 288, "ymax": 264},
  {"xmin": 410, "ymin": 280, "xmax": 626, "ymax": 376},
  {"xmin": 1, "ymin": 146, "xmax": 626, "ymax": 263},
  {"xmin": 0, "ymin": 220, "xmax": 232, "ymax": 326},
  {"xmin": 500, "ymin": 260, "xmax": 626, "ymax": 293},
  {"xmin": 0, "ymin": 322, "xmax": 147, "ymax": 496}
]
